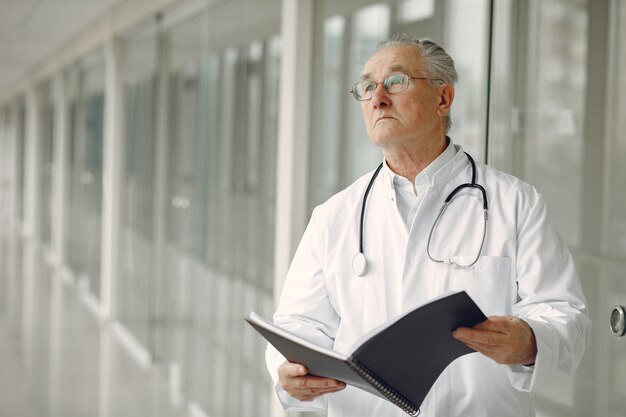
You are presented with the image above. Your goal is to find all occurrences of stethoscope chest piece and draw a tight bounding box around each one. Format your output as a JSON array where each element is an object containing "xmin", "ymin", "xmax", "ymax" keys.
[{"xmin": 352, "ymin": 252, "xmax": 367, "ymax": 277}]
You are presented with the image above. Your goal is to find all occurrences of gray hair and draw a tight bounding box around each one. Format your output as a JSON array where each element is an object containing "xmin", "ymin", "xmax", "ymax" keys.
[{"xmin": 375, "ymin": 34, "xmax": 457, "ymax": 131}]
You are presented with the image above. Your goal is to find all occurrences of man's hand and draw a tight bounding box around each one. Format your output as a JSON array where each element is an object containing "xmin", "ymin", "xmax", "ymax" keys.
[
  {"xmin": 452, "ymin": 316, "xmax": 537, "ymax": 366},
  {"xmin": 278, "ymin": 361, "xmax": 346, "ymax": 401}
]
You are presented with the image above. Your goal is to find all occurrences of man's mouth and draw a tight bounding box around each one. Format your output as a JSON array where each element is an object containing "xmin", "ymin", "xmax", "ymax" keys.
[{"xmin": 375, "ymin": 115, "xmax": 396, "ymax": 126}]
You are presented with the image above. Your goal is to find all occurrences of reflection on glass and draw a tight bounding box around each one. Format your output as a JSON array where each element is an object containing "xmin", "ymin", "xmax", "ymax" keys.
[
  {"xmin": 157, "ymin": 2, "xmax": 281, "ymax": 416},
  {"xmin": 64, "ymin": 51, "xmax": 105, "ymax": 300},
  {"xmin": 309, "ymin": 4, "xmax": 390, "ymax": 209},
  {"xmin": 490, "ymin": 1, "xmax": 590, "ymax": 415},
  {"xmin": 490, "ymin": 0, "xmax": 586, "ymax": 248},
  {"xmin": 16, "ymin": 98, "xmax": 26, "ymax": 223},
  {"xmin": 604, "ymin": 2, "xmax": 626, "ymax": 412},
  {"xmin": 38, "ymin": 81, "xmax": 55, "ymax": 247},
  {"xmin": 445, "ymin": 0, "xmax": 489, "ymax": 160},
  {"xmin": 118, "ymin": 23, "xmax": 158, "ymax": 350}
]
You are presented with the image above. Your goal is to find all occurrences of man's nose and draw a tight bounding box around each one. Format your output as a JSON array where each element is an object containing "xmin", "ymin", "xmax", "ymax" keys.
[{"xmin": 371, "ymin": 83, "xmax": 390, "ymax": 108}]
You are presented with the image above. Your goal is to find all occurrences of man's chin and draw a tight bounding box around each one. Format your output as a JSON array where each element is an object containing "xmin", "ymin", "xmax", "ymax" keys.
[{"xmin": 369, "ymin": 134, "xmax": 397, "ymax": 148}]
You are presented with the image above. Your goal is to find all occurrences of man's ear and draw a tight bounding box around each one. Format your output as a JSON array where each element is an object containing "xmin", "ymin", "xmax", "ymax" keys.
[{"xmin": 436, "ymin": 84, "xmax": 455, "ymax": 117}]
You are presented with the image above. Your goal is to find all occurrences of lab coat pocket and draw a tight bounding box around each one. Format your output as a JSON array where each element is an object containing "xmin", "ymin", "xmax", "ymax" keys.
[{"xmin": 449, "ymin": 256, "xmax": 513, "ymax": 315}]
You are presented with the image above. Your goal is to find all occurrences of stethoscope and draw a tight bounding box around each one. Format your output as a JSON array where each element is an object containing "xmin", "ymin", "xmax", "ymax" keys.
[{"xmin": 351, "ymin": 151, "xmax": 489, "ymax": 277}]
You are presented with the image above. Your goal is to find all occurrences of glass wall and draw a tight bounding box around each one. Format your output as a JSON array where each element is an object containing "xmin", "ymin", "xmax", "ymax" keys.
[
  {"xmin": 594, "ymin": 0, "xmax": 626, "ymax": 415},
  {"xmin": 0, "ymin": 106, "xmax": 13, "ymax": 309},
  {"xmin": 605, "ymin": 0, "xmax": 626, "ymax": 259},
  {"xmin": 489, "ymin": 0, "xmax": 626, "ymax": 415},
  {"xmin": 112, "ymin": 2, "xmax": 282, "ymax": 416},
  {"xmin": 156, "ymin": 2, "xmax": 282, "ymax": 415},
  {"xmin": 0, "ymin": 107, "xmax": 9, "ymax": 221},
  {"xmin": 118, "ymin": 23, "xmax": 159, "ymax": 352},
  {"xmin": 308, "ymin": 0, "xmax": 490, "ymax": 209},
  {"xmin": 15, "ymin": 97, "xmax": 26, "ymax": 224},
  {"xmin": 64, "ymin": 51, "xmax": 105, "ymax": 299},
  {"xmin": 490, "ymin": 0, "xmax": 587, "ymax": 247},
  {"xmin": 37, "ymin": 81, "xmax": 55, "ymax": 248}
]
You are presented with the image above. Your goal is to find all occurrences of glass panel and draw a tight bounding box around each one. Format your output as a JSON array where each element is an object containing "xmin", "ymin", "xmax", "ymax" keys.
[
  {"xmin": 605, "ymin": 0, "xmax": 626, "ymax": 258},
  {"xmin": 309, "ymin": 0, "xmax": 490, "ymax": 210},
  {"xmin": 490, "ymin": 0, "xmax": 586, "ymax": 248},
  {"xmin": 38, "ymin": 81, "xmax": 55, "ymax": 247},
  {"xmin": 64, "ymin": 51, "xmax": 105, "ymax": 300},
  {"xmin": 64, "ymin": 83, "xmax": 80, "ymax": 278},
  {"xmin": 602, "ymin": 0, "xmax": 626, "ymax": 415},
  {"xmin": 488, "ymin": 1, "xmax": 626, "ymax": 416},
  {"xmin": 156, "ymin": 2, "xmax": 281, "ymax": 416},
  {"xmin": 64, "ymin": 81, "xmax": 79, "ymax": 276},
  {"xmin": 118, "ymin": 24, "xmax": 158, "ymax": 349},
  {"xmin": 15, "ymin": 97, "xmax": 26, "ymax": 223}
]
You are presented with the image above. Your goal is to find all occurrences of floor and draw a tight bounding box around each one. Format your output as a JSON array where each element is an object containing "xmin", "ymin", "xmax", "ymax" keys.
[{"xmin": 0, "ymin": 231, "xmax": 187, "ymax": 417}]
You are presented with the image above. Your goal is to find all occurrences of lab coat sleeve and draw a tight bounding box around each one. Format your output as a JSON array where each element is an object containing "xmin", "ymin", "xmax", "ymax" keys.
[
  {"xmin": 507, "ymin": 190, "xmax": 591, "ymax": 391},
  {"xmin": 265, "ymin": 208, "xmax": 340, "ymax": 412}
]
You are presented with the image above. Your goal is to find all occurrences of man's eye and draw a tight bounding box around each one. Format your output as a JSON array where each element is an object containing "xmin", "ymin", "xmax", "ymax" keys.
[
  {"xmin": 363, "ymin": 82, "xmax": 376, "ymax": 92},
  {"xmin": 387, "ymin": 75, "xmax": 404, "ymax": 85}
]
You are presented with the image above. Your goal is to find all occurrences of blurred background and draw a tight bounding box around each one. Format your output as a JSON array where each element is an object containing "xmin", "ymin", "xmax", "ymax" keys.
[{"xmin": 0, "ymin": 0, "xmax": 625, "ymax": 416}]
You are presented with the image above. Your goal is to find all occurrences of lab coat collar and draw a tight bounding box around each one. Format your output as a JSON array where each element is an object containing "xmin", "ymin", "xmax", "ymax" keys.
[{"xmin": 381, "ymin": 138, "xmax": 463, "ymax": 191}]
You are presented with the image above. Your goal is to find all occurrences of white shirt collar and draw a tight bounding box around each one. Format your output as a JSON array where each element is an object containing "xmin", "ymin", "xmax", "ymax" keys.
[{"xmin": 382, "ymin": 138, "xmax": 458, "ymax": 190}]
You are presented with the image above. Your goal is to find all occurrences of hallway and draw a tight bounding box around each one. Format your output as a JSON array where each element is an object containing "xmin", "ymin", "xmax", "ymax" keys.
[{"xmin": 0, "ymin": 229, "xmax": 186, "ymax": 417}]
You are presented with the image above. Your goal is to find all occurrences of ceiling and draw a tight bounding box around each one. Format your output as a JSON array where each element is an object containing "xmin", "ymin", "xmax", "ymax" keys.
[{"xmin": 0, "ymin": 0, "xmax": 121, "ymax": 98}]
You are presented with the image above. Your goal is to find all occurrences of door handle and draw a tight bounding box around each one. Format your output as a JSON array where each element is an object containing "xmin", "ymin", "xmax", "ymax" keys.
[{"xmin": 610, "ymin": 306, "xmax": 626, "ymax": 337}]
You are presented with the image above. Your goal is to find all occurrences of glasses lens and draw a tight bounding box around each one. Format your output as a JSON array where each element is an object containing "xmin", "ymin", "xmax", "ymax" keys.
[
  {"xmin": 352, "ymin": 81, "xmax": 376, "ymax": 101},
  {"xmin": 385, "ymin": 74, "xmax": 409, "ymax": 94}
]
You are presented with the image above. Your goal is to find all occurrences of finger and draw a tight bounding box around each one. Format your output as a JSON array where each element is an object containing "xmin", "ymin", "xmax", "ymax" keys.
[
  {"xmin": 296, "ymin": 375, "xmax": 345, "ymax": 390},
  {"xmin": 460, "ymin": 339, "xmax": 501, "ymax": 354},
  {"xmin": 280, "ymin": 362, "xmax": 308, "ymax": 377},
  {"xmin": 453, "ymin": 328, "xmax": 505, "ymax": 346},
  {"xmin": 289, "ymin": 378, "xmax": 346, "ymax": 401},
  {"xmin": 299, "ymin": 388, "xmax": 343, "ymax": 402},
  {"xmin": 472, "ymin": 317, "xmax": 513, "ymax": 333},
  {"xmin": 305, "ymin": 384, "xmax": 347, "ymax": 396}
]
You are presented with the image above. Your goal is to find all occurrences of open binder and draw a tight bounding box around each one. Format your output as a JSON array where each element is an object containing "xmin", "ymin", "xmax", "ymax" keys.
[{"xmin": 246, "ymin": 290, "xmax": 486, "ymax": 415}]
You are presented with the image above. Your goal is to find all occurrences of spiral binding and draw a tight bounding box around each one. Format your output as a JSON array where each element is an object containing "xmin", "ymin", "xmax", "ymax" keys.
[{"xmin": 349, "ymin": 357, "xmax": 420, "ymax": 416}]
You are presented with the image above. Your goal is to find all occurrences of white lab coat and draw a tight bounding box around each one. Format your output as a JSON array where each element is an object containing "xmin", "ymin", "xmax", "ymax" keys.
[{"xmin": 266, "ymin": 144, "xmax": 590, "ymax": 417}]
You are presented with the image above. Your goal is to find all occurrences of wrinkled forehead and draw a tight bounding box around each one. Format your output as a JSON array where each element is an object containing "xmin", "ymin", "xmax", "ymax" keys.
[{"xmin": 360, "ymin": 45, "xmax": 424, "ymax": 80}]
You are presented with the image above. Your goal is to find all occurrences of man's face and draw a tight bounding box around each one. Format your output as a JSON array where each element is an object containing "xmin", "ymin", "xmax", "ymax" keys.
[{"xmin": 359, "ymin": 45, "xmax": 449, "ymax": 149}]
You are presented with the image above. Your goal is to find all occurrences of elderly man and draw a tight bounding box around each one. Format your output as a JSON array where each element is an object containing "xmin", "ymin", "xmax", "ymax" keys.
[{"xmin": 265, "ymin": 34, "xmax": 590, "ymax": 416}]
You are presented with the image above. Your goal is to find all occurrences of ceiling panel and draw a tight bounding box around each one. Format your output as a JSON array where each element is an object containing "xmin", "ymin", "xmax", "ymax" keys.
[{"xmin": 0, "ymin": 0, "xmax": 122, "ymax": 98}]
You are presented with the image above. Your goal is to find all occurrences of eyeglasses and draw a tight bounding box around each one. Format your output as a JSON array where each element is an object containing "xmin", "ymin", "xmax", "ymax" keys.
[{"xmin": 350, "ymin": 73, "xmax": 444, "ymax": 101}]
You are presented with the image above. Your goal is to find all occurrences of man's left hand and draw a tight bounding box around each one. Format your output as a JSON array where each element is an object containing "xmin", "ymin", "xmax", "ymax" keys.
[{"xmin": 452, "ymin": 316, "xmax": 537, "ymax": 366}]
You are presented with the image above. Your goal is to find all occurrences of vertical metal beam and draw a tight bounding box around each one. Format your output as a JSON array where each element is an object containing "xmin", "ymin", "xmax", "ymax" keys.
[
  {"xmin": 23, "ymin": 87, "xmax": 41, "ymax": 240},
  {"xmin": 274, "ymin": 0, "xmax": 315, "ymax": 301},
  {"xmin": 51, "ymin": 73, "xmax": 68, "ymax": 267},
  {"xmin": 152, "ymin": 20, "xmax": 171, "ymax": 357},
  {"xmin": 7, "ymin": 103, "xmax": 18, "ymax": 231},
  {"xmin": 581, "ymin": 0, "xmax": 609, "ymax": 253},
  {"xmin": 582, "ymin": 2, "xmax": 611, "ymax": 416},
  {"xmin": 100, "ymin": 33, "xmax": 124, "ymax": 320},
  {"xmin": 272, "ymin": 1, "xmax": 315, "ymax": 416}
]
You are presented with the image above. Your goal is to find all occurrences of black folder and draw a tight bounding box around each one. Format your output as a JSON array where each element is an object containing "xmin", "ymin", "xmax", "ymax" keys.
[{"xmin": 246, "ymin": 290, "xmax": 486, "ymax": 416}]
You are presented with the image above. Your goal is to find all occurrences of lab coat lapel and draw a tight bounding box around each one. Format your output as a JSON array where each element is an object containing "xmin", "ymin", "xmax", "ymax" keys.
[
  {"xmin": 359, "ymin": 178, "xmax": 407, "ymax": 330},
  {"xmin": 400, "ymin": 148, "xmax": 470, "ymax": 311}
]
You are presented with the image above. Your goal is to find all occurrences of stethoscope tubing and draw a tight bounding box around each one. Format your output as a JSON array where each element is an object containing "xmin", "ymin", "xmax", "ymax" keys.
[{"xmin": 354, "ymin": 151, "xmax": 489, "ymax": 276}]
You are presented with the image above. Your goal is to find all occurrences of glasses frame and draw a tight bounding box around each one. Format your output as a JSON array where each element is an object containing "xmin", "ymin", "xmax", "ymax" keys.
[{"xmin": 350, "ymin": 73, "xmax": 444, "ymax": 101}]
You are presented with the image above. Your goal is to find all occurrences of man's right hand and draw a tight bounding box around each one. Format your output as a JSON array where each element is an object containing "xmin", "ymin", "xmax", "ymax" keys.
[{"xmin": 278, "ymin": 361, "xmax": 346, "ymax": 401}]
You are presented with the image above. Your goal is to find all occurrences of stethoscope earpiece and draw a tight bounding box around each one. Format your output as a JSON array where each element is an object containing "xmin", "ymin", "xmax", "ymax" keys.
[{"xmin": 352, "ymin": 253, "xmax": 367, "ymax": 277}]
